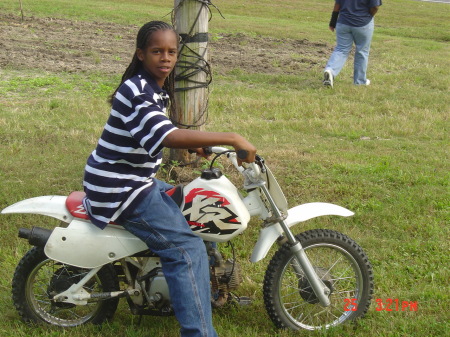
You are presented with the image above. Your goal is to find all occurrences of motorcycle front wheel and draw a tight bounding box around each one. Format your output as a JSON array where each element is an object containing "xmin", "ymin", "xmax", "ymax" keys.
[
  {"xmin": 12, "ymin": 246, "xmax": 120, "ymax": 327},
  {"xmin": 263, "ymin": 229, "xmax": 374, "ymax": 330}
]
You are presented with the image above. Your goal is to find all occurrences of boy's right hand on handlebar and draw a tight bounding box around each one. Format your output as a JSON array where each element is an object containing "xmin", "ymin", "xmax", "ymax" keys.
[{"xmin": 233, "ymin": 135, "xmax": 257, "ymax": 165}]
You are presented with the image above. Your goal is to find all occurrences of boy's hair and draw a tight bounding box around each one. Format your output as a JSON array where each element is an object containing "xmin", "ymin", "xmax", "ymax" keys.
[{"xmin": 109, "ymin": 21, "xmax": 179, "ymax": 113}]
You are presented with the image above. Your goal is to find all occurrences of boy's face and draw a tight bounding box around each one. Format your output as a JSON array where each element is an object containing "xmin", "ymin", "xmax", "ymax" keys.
[{"xmin": 137, "ymin": 30, "xmax": 178, "ymax": 88}]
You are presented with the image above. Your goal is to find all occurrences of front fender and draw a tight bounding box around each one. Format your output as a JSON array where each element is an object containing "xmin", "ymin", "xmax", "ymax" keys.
[
  {"xmin": 1, "ymin": 195, "xmax": 73, "ymax": 223},
  {"xmin": 250, "ymin": 202, "xmax": 354, "ymax": 263}
]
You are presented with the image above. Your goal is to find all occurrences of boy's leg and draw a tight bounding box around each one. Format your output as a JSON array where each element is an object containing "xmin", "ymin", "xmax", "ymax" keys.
[{"xmin": 117, "ymin": 182, "xmax": 217, "ymax": 337}]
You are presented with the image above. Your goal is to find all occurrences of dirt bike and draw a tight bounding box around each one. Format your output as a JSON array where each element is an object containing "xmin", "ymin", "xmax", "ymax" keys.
[{"xmin": 2, "ymin": 147, "xmax": 374, "ymax": 331}]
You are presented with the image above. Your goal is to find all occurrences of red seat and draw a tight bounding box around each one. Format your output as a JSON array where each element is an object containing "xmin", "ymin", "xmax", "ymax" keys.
[
  {"xmin": 66, "ymin": 191, "xmax": 90, "ymax": 220},
  {"xmin": 66, "ymin": 186, "xmax": 184, "ymax": 221}
]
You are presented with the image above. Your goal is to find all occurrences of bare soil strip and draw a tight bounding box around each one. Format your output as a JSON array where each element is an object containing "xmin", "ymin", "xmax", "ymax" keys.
[{"xmin": 1, "ymin": 13, "xmax": 330, "ymax": 76}]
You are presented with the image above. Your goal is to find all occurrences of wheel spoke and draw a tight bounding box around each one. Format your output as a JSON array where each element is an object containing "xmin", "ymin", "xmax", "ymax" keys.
[{"xmin": 319, "ymin": 255, "xmax": 343, "ymax": 278}]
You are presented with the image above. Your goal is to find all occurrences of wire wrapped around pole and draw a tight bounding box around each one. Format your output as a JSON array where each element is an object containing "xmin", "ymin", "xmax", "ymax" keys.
[{"xmin": 170, "ymin": 0, "xmax": 223, "ymax": 129}]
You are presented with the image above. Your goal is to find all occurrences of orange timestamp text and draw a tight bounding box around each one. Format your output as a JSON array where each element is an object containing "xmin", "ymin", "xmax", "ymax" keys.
[{"xmin": 344, "ymin": 298, "xmax": 418, "ymax": 312}]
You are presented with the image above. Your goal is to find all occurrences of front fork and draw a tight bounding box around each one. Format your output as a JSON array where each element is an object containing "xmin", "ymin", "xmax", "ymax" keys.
[{"xmin": 260, "ymin": 185, "xmax": 331, "ymax": 307}]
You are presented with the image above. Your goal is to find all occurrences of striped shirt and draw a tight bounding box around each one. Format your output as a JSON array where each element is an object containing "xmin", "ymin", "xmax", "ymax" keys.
[{"xmin": 82, "ymin": 69, "xmax": 178, "ymax": 229}]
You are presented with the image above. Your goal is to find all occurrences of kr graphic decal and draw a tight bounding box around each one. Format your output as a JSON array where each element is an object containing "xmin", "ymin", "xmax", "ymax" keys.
[{"xmin": 182, "ymin": 188, "xmax": 241, "ymax": 235}]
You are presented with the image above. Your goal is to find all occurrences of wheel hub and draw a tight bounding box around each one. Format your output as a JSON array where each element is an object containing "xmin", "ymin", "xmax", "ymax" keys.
[
  {"xmin": 298, "ymin": 267, "xmax": 334, "ymax": 304},
  {"xmin": 47, "ymin": 267, "xmax": 82, "ymax": 309}
]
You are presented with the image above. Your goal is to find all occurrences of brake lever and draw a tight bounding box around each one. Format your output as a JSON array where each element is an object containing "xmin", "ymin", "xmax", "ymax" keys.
[{"xmin": 255, "ymin": 154, "xmax": 266, "ymax": 173}]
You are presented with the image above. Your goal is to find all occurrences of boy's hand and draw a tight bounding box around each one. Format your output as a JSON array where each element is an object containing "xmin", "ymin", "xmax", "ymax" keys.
[
  {"xmin": 190, "ymin": 148, "xmax": 211, "ymax": 159},
  {"xmin": 233, "ymin": 135, "xmax": 257, "ymax": 165}
]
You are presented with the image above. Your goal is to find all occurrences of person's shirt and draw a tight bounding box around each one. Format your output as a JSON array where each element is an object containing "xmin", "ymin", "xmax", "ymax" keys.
[
  {"xmin": 337, "ymin": 0, "xmax": 382, "ymax": 27},
  {"xmin": 82, "ymin": 69, "xmax": 178, "ymax": 229}
]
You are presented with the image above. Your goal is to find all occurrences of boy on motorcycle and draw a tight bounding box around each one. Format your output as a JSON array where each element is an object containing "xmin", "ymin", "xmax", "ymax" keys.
[{"xmin": 82, "ymin": 21, "xmax": 256, "ymax": 337}]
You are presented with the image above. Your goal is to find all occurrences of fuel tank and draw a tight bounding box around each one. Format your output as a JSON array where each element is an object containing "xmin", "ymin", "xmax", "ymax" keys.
[{"xmin": 182, "ymin": 169, "xmax": 250, "ymax": 243}]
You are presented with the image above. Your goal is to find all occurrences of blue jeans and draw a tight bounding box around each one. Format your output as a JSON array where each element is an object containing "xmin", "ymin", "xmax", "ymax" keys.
[
  {"xmin": 116, "ymin": 179, "xmax": 217, "ymax": 337},
  {"xmin": 325, "ymin": 19, "xmax": 374, "ymax": 84}
]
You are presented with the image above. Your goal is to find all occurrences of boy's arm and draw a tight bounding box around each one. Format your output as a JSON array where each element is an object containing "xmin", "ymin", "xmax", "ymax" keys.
[{"xmin": 162, "ymin": 129, "xmax": 256, "ymax": 163}]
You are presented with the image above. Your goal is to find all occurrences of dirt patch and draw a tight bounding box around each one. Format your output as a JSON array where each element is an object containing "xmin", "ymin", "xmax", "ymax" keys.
[
  {"xmin": 210, "ymin": 33, "xmax": 329, "ymax": 75},
  {"xmin": 0, "ymin": 13, "xmax": 330, "ymax": 76}
]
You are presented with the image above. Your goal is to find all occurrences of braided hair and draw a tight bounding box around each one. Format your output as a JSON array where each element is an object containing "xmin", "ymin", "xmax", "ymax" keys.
[{"xmin": 109, "ymin": 21, "xmax": 179, "ymax": 115}]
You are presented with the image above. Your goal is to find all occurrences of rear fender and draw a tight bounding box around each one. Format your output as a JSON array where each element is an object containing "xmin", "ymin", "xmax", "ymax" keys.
[
  {"xmin": 250, "ymin": 202, "xmax": 354, "ymax": 263},
  {"xmin": 1, "ymin": 196, "xmax": 72, "ymax": 223},
  {"xmin": 3, "ymin": 196, "xmax": 149, "ymax": 268},
  {"xmin": 44, "ymin": 219, "xmax": 148, "ymax": 268}
]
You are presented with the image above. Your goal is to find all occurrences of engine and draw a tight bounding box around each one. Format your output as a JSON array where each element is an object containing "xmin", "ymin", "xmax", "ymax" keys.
[
  {"xmin": 210, "ymin": 259, "xmax": 243, "ymax": 307},
  {"xmin": 126, "ymin": 250, "xmax": 243, "ymax": 313}
]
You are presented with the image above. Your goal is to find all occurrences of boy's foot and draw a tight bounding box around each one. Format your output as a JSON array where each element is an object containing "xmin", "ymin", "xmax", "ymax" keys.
[
  {"xmin": 323, "ymin": 70, "xmax": 333, "ymax": 88},
  {"xmin": 366, "ymin": 79, "xmax": 371, "ymax": 85}
]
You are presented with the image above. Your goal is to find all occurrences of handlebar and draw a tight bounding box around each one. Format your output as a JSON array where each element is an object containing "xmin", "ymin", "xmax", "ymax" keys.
[
  {"xmin": 236, "ymin": 149, "xmax": 248, "ymax": 160},
  {"xmin": 209, "ymin": 147, "xmax": 261, "ymax": 179},
  {"xmin": 188, "ymin": 147, "xmax": 262, "ymax": 180}
]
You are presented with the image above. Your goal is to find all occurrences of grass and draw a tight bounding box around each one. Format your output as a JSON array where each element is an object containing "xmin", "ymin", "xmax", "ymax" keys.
[{"xmin": 0, "ymin": 0, "xmax": 449, "ymax": 336}]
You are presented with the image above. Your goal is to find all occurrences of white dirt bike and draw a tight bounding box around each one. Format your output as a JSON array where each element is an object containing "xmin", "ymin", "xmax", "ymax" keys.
[{"xmin": 2, "ymin": 147, "xmax": 374, "ymax": 331}]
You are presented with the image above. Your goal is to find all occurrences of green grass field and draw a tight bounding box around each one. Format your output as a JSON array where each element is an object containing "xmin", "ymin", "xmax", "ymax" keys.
[{"xmin": 0, "ymin": 0, "xmax": 449, "ymax": 336}]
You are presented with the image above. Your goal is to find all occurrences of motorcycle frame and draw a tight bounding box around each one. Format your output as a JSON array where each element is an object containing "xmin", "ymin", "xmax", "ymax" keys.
[{"xmin": 2, "ymin": 148, "xmax": 355, "ymax": 308}]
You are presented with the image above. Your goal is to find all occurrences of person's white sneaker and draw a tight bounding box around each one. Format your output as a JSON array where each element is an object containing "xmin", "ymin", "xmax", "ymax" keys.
[
  {"xmin": 323, "ymin": 70, "xmax": 334, "ymax": 88},
  {"xmin": 365, "ymin": 79, "xmax": 371, "ymax": 85}
]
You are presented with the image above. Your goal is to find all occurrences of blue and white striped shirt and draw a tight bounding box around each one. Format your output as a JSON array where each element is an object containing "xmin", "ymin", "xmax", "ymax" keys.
[{"xmin": 83, "ymin": 69, "xmax": 178, "ymax": 229}]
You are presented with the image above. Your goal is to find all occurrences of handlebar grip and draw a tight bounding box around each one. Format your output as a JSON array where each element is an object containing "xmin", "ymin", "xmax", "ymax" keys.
[
  {"xmin": 204, "ymin": 147, "xmax": 213, "ymax": 156},
  {"xmin": 236, "ymin": 149, "xmax": 248, "ymax": 160}
]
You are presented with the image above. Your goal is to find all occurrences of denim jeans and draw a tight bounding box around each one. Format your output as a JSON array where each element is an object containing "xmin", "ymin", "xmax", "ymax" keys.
[
  {"xmin": 116, "ymin": 179, "xmax": 217, "ymax": 337},
  {"xmin": 325, "ymin": 19, "xmax": 374, "ymax": 84}
]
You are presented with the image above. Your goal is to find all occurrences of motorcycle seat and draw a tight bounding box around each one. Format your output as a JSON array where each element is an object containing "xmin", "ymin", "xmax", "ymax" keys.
[
  {"xmin": 165, "ymin": 184, "xmax": 184, "ymax": 208},
  {"xmin": 66, "ymin": 185, "xmax": 184, "ymax": 221},
  {"xmin": 66, "ymin": 191, "xmax": 90, "ymax": 220}
]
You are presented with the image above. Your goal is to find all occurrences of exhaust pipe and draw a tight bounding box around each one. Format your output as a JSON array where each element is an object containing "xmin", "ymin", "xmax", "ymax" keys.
[{"xmin": 18, "ymin": 227, "xmax": 52, "ymax": 247}]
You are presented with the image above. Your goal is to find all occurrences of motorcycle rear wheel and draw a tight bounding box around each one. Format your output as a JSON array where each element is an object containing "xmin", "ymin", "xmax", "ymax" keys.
[
  {"xmin": 12, "ymin": 246, "xmax": 120, "ymax": 327},
  {"xmin": 263, "ymin": 229, "xmax": 374, "ymax": 330}
]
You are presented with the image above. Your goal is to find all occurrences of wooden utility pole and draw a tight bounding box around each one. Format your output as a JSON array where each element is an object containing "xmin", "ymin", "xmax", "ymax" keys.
[
  {"xmin": 171, "ymin": 0, "xmax": 210, "ymax": 165},
  {"xmin": 19, "ymin": 0, "xmax": 24, "ymax": 21}
]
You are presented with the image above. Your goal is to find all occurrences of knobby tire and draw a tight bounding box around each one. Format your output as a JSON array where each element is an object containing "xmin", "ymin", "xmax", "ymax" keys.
[
  {"xmin": 263, "ymin": 229, "xmax": 374, "ymax": 330},
  {"xmin": 12, "ymin": 246, "xmax": 120, "ymax": 327}
]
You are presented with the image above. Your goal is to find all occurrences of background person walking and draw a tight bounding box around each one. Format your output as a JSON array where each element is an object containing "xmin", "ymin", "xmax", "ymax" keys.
[{"xmin": 323, "ymin": 0, "xmax": 382, "ymax": 88}]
